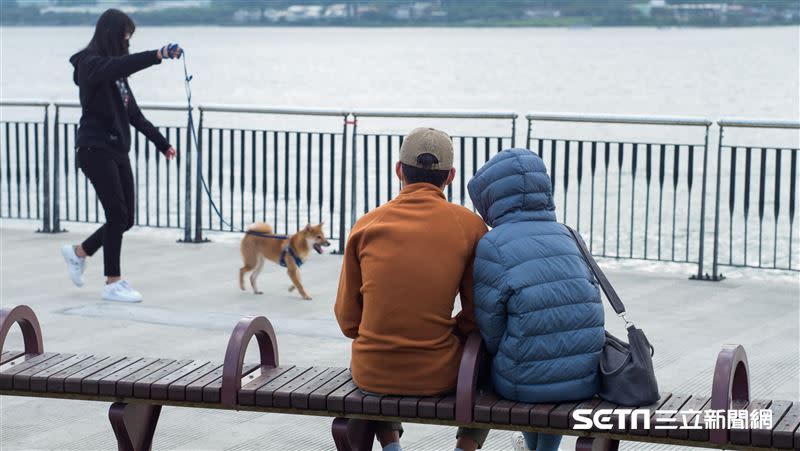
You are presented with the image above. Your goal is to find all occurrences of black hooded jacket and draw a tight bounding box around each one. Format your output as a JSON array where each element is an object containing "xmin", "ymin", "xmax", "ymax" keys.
[{"xmin": 70, "ymin": 48, "xmax": 171, "ymax": 157}]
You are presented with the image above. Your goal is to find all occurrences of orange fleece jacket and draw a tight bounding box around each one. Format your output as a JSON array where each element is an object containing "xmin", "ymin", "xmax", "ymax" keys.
[{"xmin": 334, "ymin": 183, "xmax": 488, "ymax": 395}]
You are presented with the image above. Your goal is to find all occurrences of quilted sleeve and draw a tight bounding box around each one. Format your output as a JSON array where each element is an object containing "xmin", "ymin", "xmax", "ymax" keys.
[{"xmin": 472, "ymin": 234, "xmax": 510, "ymax": 355}]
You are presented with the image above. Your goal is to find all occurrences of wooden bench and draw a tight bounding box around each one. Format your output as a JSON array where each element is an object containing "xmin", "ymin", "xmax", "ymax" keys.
[{"xmin": 1, "ymin": 304, "xmax": 798, "ymax": 451}]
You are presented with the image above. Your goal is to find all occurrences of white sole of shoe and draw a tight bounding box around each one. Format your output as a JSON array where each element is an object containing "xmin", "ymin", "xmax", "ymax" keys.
[{"xmin": 102, "ymin": 295, "xmax": 142, "ymax": 303}]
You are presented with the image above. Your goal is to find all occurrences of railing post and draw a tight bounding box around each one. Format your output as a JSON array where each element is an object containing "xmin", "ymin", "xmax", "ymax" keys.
[
  {"xmin": 525, "ymin": 117, "xmax": 532, "ymax": 150},
  {"xmin": 180, "ymin": 106, "xmax": 193, "ymax": 243},
  {"xmin": 338, "ymin": 114, "xmax": 350, "ymax": 254},
  {"xmin": 691, "ymin": 124, "xmax": 711, "ymax": 280},
  {"xmin": 710, "ymin": 125, "xmax": 725, "ymax": 281},
  {"xmin": 193, "ymin": 108, "xmax": 206, "ymax": 243},
  {"xmin": 38, "ymin": 104, "xmax": 51, "ymax": 233},
  {"xmin": 510, "ymin": 115, "xmax": 516, "ymax": 148},
  {"xmin": 348, "ymin": 115, "xmax": 358, "ymax": 248},
  {"xmin": 51, "ymin": 104, "xmax": 63, "ymax": 233}
]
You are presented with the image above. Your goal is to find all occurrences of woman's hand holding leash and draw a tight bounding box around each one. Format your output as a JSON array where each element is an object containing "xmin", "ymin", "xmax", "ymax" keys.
[
  {"xmin": 163, "ymin": 146, "xmax": 177, "ymax": 160},
  {"xmin": 157, "ymin": 43, "xmax": 183, "ymax": 60}
]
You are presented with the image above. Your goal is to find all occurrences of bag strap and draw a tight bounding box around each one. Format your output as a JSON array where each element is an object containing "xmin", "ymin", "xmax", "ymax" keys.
[{"xmin": 565, "ymin": 226, "xmax": 628, "ymax": 318}]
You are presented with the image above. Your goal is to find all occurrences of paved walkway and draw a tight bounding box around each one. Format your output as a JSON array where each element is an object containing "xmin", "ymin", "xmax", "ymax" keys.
[{"xmin": 1, "ymin": 221, "xmax": 797, "ymax": 450}]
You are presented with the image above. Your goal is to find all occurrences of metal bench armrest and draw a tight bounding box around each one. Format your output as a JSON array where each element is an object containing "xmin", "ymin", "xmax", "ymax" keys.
[
  {"xmin": 455, "ymin": 332, "xmax": 485, "ymax": 423},
  {"xmin": 221, "ymin": 316, "xmax": 279, "ymax": 407},
  {"xmin": 0, "ymin": 304, "xmax": 44, "ymax": 357}
]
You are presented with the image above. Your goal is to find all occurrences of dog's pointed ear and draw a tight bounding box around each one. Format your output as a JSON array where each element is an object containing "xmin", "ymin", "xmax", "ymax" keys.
[
  {"xmin": 319, "ymin": 221, "xmax": 325, "ymax": 227},
  {"xmin": 305, "ymin": 224, "xmax": 312, "ymax": 232}
]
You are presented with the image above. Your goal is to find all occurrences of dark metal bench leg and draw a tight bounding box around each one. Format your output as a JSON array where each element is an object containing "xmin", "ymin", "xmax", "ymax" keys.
[
  {"xmin": 575, "ymin": 437, "xmax": 620, "ymax": 451},
  {"xmin": 109, "ymin": 402, "xmax": 162, "ymax": 451},
  {"xmin": 332, "ymin": 417, "xmax": 375, "ymax": 451}
]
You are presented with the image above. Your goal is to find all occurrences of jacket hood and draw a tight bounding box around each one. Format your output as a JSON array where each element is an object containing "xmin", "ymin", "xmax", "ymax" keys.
[
  {"xmin": 70, "ymin": 49, "xmax": 89, "ymax": 85},
  {"xmin": 467, "ymin": 148, "xmax": 556, "ymax": 227}
]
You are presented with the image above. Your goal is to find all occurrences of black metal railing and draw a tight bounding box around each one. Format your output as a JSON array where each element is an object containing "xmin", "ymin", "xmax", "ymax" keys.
[
  {"xmin": 1, "ymin": 98, "xmax": 797, "ymax": 277},
  {"xmin": 52, "ymin": 101, "xmax": 192, "ymax": 237},
  {"xmin": 710, "ymin": 119, "xmax": 799, "ymax": 275},
  {"xmin": 195, "ymin": 105, "xmax": 349, "ymax": 250},
  {"xmin": 0, "ymin": 101, "xmax": 50, "ymax": 232},
  {"xmin": 526, "ymin": 113, "xmax": 714, "ymax": 277},
  {"xmin": 349, "ymin": 109, "xmax": 517, "ymax": 232}
]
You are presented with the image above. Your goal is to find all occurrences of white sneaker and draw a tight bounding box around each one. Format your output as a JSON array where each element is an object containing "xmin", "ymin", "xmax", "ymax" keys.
[
  {"xmin": 61, "ymin": 244, "xmax": 86, "ymax": 287},
  {"xmin": 511, "ymin": 432, "xmax": 529, "ymax": 451},
  {"xmin": 102, "ymin": 280, "xmax": 143, "ymax": 303}
]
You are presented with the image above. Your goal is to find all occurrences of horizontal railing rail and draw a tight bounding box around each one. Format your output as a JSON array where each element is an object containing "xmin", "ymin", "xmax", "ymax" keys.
[
  {"xmin": 53, "ymin": 100, "xmax": 188, "ymax": 111},
  {"xmin": 525, "ymin": 112, "xmax": 712, "ymax": 126}
]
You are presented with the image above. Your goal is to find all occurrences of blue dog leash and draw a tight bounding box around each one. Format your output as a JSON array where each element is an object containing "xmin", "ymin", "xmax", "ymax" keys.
[{"xmin": 182, "ymin": 50, "xmax": 302, "ymax": 266}]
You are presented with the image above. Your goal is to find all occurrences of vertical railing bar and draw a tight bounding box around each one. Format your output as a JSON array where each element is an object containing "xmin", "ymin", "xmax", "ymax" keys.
[
  {"xmin": 240, "ymin": 129, "xmax": 246, "ymax": 230},
  {"xmin": 52, "ymin": 105, "xmax": 61, "ymax": 232},
  {"xmin": 273, "ymin": 131, "xmax": 278, "ymax": 234},
  {"xmin": 363, "ymin": 134, "xmax": 369, "ymax": 214},
  {"xmin": 589, "ymin": 141, "xmax": 597, "ymax": 249},
  {"xmin": 328, "ymin": 132, "xmax": 334, "ymax": 237},
  {"xmin": 375, "ymin": 134, "xmax": 382, "ymax": 208},
  {"xmin": 576, "ymin": 141, "xmax": 584, "ymax": 233},
  {"xmin": 229, "ymin": 129, "xmax": 235, "ymax": 232},
  {"xmin": 284, "ymin": 131, "xmax": 290, "ymax": 234},
  {"xmin": 295, "ymin": 131, "xmax": 301, "ymax": 230},
  {"xmin": 165, "ymin": 128, "xmax": 171, "ymax": 227},
  {"xmin": 24, "ymin": 123, "xmax": 31, "ymax": 218},
  {"xmin": 41, "ymin": 105, "xmax": 51, "ymax": 232},
  {"xmin": 788, "ymin": 150, "xmax": 797, "ymax": 269},
  {"xmin": 695, "ymin": 125, "xmax": 711, "ymax": 275},
  {"xmin": 34, "ymin": 122, "xmax": 41, "ymax": 220},
  {"xmin": 349, "ymin": 120, "xmax": 357, "ymax": 236},
  {"xmin": 144, "ymin": 134, "xmax": 150, "ymax": 226},
  {"xmin": 262, "ymin": 130, "xmax": 268, "ymax": 223},
  {"xmin": 616, "ymin": 142, "xmax": 624, "ymax": 258},
  {"xmin": 743, "ymin": 147, "xmax": 752, "ymax": 266},
  {"xmin": 657, "ymin": 144, "xmax": 665, "ymax": 260},
  {"xmin": 728, "ymin": 146, "xmax": 737, "ymax": 265},
  {"xmin": 630, "ymin": 143, "xmax": 638, "ymax": 258},
  {"xmin": 317, "ymin": 132, "xmax": 323, "ymax": 224},
  {"xmin": 156, "ymin": 129, "xmax": 162, "ymax": 227},
  {"xmin": 459, "ymin": 136, "xmax": 466, "ymax": 206},
  {"xmin": 686, "ymin": 145, "xmax": 695, "ymax": 263},
  {"xmin": 671, "ymin": 144, "xmax": 680, "ymax": 262},
  {"xmin": 757, "ymin": 148, "xmax": 767, "ymax": 268},
  {"xmin": 773, "ymin": 148, "xmax": 782, "ymax": 269},
  {"xmin": 644, "ymin": 144, "xmax": 652, "ymax": 259},
  {"xmin": 14, "ymin": 122, "xmax": 21, "ymax": 218},
  {"xmin": 338, "ymin": 115, "xmax": 350, "ymax": 252},
  {"xmin": 387, "ymin": 135, "xmax": 393, "ymax": 203},
  {"xmin": 306, "ymin": 132, "xmax": 312, "ymax": 225},
  {"xmin": 252, "ymin": 130, "xmax": 257, "ymax": 225},
  {"xmin": 63, "ymin": 123, "xmax": 70, "ymax": 222},
  {"xmin": 71, "ymin": 124, "xmax": 78, "ymax": 222}
]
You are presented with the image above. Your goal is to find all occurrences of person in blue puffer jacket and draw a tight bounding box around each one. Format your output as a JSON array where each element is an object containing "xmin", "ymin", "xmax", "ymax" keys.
[{"xmin": 467, "ymin": 148, "xmax": 605, "ymax": 451}]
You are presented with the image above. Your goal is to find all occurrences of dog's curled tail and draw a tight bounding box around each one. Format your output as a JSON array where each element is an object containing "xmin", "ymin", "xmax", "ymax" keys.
[{"xmin": 246, "ymin": 222, "xmax": 273, "ymax": 235}]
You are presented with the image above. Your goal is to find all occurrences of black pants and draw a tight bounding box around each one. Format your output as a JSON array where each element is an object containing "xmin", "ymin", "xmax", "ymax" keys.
[{"xmin": 78, "ymin": 148, "xmax": 135, "ymax": 277}]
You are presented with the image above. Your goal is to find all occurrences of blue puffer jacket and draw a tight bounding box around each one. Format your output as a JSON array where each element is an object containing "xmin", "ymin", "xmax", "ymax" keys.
[{"xmin": 467, "ymin": 148, "xmax": 605, "ymax": 403}]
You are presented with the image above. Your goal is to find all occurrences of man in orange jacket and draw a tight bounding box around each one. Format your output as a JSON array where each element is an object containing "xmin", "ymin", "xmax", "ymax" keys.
[{"xmin": 335, "ymin": 127, "xmax": 489, "ymax": 451}]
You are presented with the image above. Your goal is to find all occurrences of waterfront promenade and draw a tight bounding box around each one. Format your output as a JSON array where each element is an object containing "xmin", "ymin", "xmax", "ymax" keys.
[{"xmin": 0, "ymin": 220, "xmax": 797, "ymax": 450}]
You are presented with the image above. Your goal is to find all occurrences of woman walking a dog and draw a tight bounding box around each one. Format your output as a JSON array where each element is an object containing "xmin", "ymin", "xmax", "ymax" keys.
[{"xmin": 61, "ymin": 9, "xmax": 183, "ymax": 302}]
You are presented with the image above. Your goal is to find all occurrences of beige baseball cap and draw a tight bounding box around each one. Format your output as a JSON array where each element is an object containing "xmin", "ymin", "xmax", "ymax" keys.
[{"xmin": 399, "ymin": 127, "xmax": 454, "ymax": 170}]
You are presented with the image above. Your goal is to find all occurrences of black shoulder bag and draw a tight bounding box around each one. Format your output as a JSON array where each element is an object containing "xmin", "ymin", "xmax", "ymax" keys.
[{"xmin": 566, "ymin": 226, "xmax": 660, "ymax": 406}]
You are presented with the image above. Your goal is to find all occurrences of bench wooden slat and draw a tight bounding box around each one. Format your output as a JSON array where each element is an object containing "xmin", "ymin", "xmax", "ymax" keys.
[
  {"xmin": 183, "ymin": 365, "xmax": 225, "ymax": 402},
  {"xmin": 769, "ymin": 402, "xmax": 800, "ymax": 449},
  {"xmin": 435, "ymin": 395, "xmax": 456, "ymax": 421},
  {"xmin": 751, "ymin": 400, "xmax": 793, "ymax": 448},
  {"xmin": 397, "ymin": 397, "xmax": 420, "ymax": 418},
  {"xmin": 28, "ymin": 354, "xmax": 94, "ymax": 392},
  {"xmin": 290, "ymin": 367, "xmax": 348, "ymax": 410},
  {"xmin": 239, "ymin": 366, "xmax": 295, "ymax": 406},
  {"xmin": 56, "ymin": 356, "xmax": 120, "ymax": 393},
  {"xmin": 568, "ymin": 397, "xmax": 604, "ymax": 429},
  {"xmin": 307, "ymin": 370, "xmax": 352, "ymax": 410},
  {"xmin": 362, "ymin": 392, "xmax": 384, "ymax": 415},
  {"xmin": 632, "ymin": 393, "xmax": 675, "ymax": 436},
  {"xmin": 588, "ymin": 400, "xmax": 621, "ymax": 433},
  {"xmin": 165, "ymin": 363, "xmax": 220, "ymax": 401},
  {"xmin": 272, "ymin": 366, "xmax": 327, "ymax": 408},
  {"xmin": 418, "ymin": 395, "xmax": 443, "ymax": 419},
  {"xmin": 729, "ymin": 399, "xmax": 770, "ymax": 445},
  {"xmin": 668, "ymin": 395, "xmax": 710, "ymax": 440},
  {"xmin": 203, "ymin": 363, "xmax": 259, "ymax": 403},
  {"xmin": 0, "ymin": 353, "xmax": 62, "ymax": 389},
  {"xmin": 510, "ymin": 402, "xmax": 534, "ymax": 426},
  {"xmin": 76, "ymin": 357, "xmax": 142, "ymax": 394},
  {"xmin": 530, "ymin": 403, "xmax": 558, "ymax": 427},
  {"xmin": 549, "ymin": 402, "xmax": 580, "ymax": 429},
  {"xmin": 344, "ymin": 387, "xmax": 367, "ymax": 414},
  {"xmin": 116, "ymin": 359, "xmax": 176, "ymax": 397},
  {"xmin": 491, "ymin": 399, "xmax": 517, "ymax": 424},
  {"xmin": 380, "ymin": 396, "xmax": 403, "ymax": 417},
  {"xmin": 97, "ymin": 358, "xmax": 158, "ymax": 396},
  {"xmin": 649, "ymin": 394, "xmax": 692, "ymax": 437},
  {"xmin": 133, "ymin": 360, "xmax": 194, "ymax": 399},
  {"xmin": 254, "ymin": 366, "xmax": 311, "ymax": 407},
  {"xmin": 327, "ymin": 380, "xmax": 358, "ymax": 412},
  {"xmin": 12, "ymin": 353, "xmax": 76, "ymax": 391},
  {"xmin": 473, "ymin": 391, "xmax": 500, "ymax": 423},
  {"xmin": 0, "ymin": 351, "xmax": 24, "ymax": 365}
]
